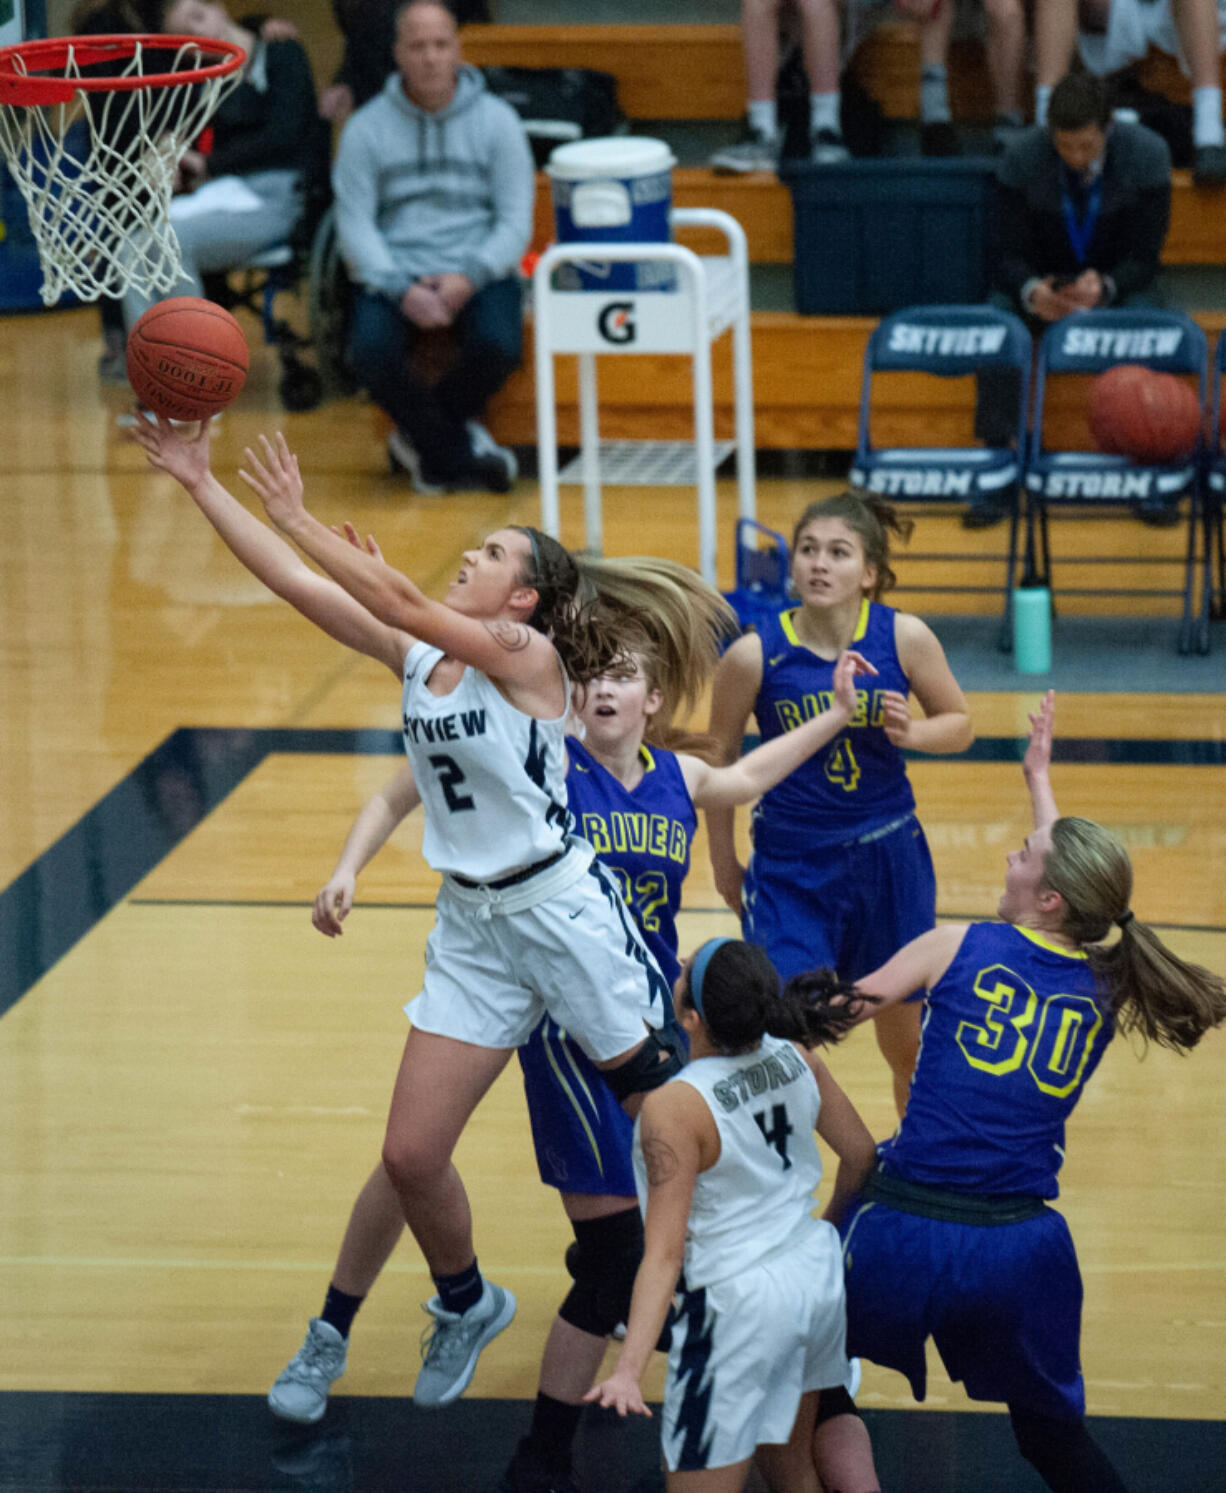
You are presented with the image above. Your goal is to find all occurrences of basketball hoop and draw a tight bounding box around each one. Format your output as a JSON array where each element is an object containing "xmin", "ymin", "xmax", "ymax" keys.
[{"xmin": 0, "ymin": 34, "xmax": 245, "ymax": 305}]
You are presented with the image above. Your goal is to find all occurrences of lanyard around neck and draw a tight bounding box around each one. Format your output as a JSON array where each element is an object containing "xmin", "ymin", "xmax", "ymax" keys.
[{"xmin": 1060, "ymin": 167, "xmax": 1102, "ymax": 266}]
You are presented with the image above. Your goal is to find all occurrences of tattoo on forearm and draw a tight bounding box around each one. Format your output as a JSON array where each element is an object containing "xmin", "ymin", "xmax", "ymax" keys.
[
  {"xmin": 642, "ymin": 1136, "xmax": 679, "ymax": 1186},
  {"xmin": 486, "ymin": 621, "xmax": 532, "ymax": 653}
]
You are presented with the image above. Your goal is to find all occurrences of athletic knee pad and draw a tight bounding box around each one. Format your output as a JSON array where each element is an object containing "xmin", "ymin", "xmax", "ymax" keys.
[
  {"xmin": 601, "ymin": 1026, "xmax": 685, "ymax": 1104},
  {"xmin": 815, "ymin": 1385, "xmax": 861, "ymax": 1427},
  {"xmin": 559, "ymin": 1209, "xmax": 644, "ymax": 1339}
]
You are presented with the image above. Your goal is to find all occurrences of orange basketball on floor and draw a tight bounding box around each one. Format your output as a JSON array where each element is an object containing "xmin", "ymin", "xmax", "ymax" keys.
[
  {"xmin": 1087, "ymin": 363, "xmax": 1202, "ymax": 462},
  {"xmin": 126, "ymin": 297, "xmax": 249, "ymax": 422}
]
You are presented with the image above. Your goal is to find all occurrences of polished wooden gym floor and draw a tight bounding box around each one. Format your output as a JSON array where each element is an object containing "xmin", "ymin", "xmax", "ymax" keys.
[{"xmin": 1, "ymin": 306, "xmax": 1224, "ymax": 1491}]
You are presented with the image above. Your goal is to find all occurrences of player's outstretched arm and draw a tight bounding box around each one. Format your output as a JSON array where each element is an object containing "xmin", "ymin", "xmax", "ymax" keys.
[
  {"xmin": 810, "ymin": 1056, "xmax": 878, "ymax": 1228},
  {"xmin": 885, "ymin": 615, "xmax": 974, "ymax": 753},
  {"xmin": 129, "ymin": 415, "xmax": 407, "ymax": 675},
  {"xmin": 1023, "ymin": 689, "xmax": 1059, "ymax": 831},
  {"xmin": 854, "ymin": 924, "xmax": 968, "ymax": 1015},
  {"xmin": 314, "ymin": 765, "xmax": 421, "ymax": 937},
  {"xmin": 704, "ymin": 631, "xmax": 764, "ymax": 913},
  {"xmin": 684, "ymin": 650, "xmax": 877, "ymax": 809},
  {"xmin": 241, "ymin": 433, "xmax": 560, "ymax": 693},
  {"xmin": 585, "ymin": 1086, "xmax": 701, "ymax": 1417}
]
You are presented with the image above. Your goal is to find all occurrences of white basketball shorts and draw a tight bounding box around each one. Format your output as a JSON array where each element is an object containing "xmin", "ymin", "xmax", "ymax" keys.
[
  {"xmin": 405, "ymin": 842, "xmax": 669, "ymax": 1061},
  {"xmin": 661, "ymin": 1221, "xmax": 851, "ymax": 1473}
]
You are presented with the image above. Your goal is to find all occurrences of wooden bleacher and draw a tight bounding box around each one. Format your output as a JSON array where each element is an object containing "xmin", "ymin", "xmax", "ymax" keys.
[
  {"xmin": 464, "ymin": 21, "xmax": 1226, "ymax": 123},
  {"xmin": 471, "ymin": 22, "xmax": 1226, "ymax": 452}
]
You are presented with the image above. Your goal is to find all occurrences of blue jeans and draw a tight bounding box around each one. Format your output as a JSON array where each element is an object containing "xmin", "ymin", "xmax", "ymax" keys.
[{"xmin": 349, "ymin": 275, "xmax": 522, "ymax": 479}]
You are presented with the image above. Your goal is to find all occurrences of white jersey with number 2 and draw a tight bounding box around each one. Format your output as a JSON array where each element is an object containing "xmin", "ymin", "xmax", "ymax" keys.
[{"xmin": 401, "ymin": 641, "xmax": 571, "ymax": 881}]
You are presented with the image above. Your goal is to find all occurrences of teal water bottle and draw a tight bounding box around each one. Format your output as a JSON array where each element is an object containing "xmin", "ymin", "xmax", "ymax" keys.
[{"xmin": 1013, "ymin": 586, "xmax": 1052, "ymax": 674}]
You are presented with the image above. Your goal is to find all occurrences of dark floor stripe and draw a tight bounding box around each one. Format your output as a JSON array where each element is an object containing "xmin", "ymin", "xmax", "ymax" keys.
[
  {"xmin": 0, "ymin": 1391, "xmax": 1221, "ymax": 1492},
  {"xmin": 3, "ymin": 728, "xmax": 1224, "ymax": 1020}
]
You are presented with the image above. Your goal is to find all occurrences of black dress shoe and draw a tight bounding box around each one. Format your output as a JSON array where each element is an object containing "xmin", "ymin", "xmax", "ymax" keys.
[
  {"xmin": 1133, "ymin": 501, "xmax": 1182, "ymax": 528},
  {"xmin": 1194, "ymin": 143, "xmax": 1226, "ymax": 186},
  {"xmin": 961, "ymin": 502, "xmax": 1008, "ymax": 530}
]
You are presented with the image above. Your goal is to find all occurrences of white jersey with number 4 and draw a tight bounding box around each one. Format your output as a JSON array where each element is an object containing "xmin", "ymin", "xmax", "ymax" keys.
[
  {"xmin": 401, "ymin": 641, "xmax": 571, "ymax": 881},
  {"xmin": 637, "ymin": 1034, "xmax": 826, "ymax": 1290}
]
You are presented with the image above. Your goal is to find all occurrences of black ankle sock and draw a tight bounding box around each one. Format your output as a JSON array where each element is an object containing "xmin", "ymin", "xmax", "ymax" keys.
[
  {"xmin": 434, "ymin": 1259, "xmax": 484, "ymax": 1315},
  {"xmin": 527, "ymin": 1392, "xmax": 584, "ymax": 1473},
  {"xmin": 320, "ymin": 1283, "xmax": 365, "ymax": 1340}
]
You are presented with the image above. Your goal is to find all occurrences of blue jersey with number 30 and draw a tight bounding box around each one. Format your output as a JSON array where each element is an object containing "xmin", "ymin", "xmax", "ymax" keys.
[
  {"xmin": 752, "ymin": 600, "xmax": 915, "ymax": 853},
  {"xmin": 566, "ymin": 736, "xmax": 695, "ymax": 985},
  {"xmin": 878, "ymin": 922, "xmax": 1114, "ymax": 1199}
]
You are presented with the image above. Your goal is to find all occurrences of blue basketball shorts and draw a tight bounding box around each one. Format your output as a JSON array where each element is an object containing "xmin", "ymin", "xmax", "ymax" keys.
[
  {"xmin": 839, "ymin": 1195, "xmax": 1086, "ymax": 1420},
  {"xmin": 742, "ymin": 814, "xmax": 936, "ymax": 992},
  {"xmin": 517, "ymin": 1013, "xmax": 638, "ymax": 1198}
]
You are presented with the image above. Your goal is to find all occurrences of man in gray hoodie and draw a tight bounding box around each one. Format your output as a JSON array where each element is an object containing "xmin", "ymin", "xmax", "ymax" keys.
[{"xmin": 333, "ymin": 0, "xmax": 534, "ymax": 492}]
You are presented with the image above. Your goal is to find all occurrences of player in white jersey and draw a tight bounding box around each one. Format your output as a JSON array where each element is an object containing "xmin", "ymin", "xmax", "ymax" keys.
[
  {"xmin": 588, "ymin": 938, "xmax": 882, "ymax": 1493},
  {"xmin": 129, "ymin": 416, "xmax": 734, "ymax": 1409}
]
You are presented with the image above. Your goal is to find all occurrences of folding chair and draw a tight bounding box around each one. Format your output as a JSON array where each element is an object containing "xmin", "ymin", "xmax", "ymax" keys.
[
  {"xmin": 849, "ymin": 305, "xmax": 1031, "ymax": 650},
  {"xmin": 723, "ymin": 517, "xmax": 792, "ymax": 638},
  {"xmin": 1024, "ymin": 308, "xmax": 1211, "ymax": 654}
]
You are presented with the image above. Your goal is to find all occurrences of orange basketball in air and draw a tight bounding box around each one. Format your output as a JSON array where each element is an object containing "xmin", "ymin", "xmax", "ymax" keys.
[{"xmin": 126, "ymin": 296, "xmax": 249, "ymax": 422}]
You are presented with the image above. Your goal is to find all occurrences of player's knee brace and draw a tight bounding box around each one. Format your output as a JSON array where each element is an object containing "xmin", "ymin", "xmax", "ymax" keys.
[
  {"xmin": 815, "ymin": 1385, "xmax": 861, "ymax": 1427},
  {"xmin": 559, "ymin": 1209, "xmax": 643, "ymax": 1339},
  {"xmin": 600, "ymin": 1025, "xmax": 685, "ymax": 1104}
]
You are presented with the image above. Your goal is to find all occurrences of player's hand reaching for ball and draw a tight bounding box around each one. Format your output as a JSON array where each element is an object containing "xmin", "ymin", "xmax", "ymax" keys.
[
  {"xmin": 313, "ymin": 872, "xmax": 356, "ymax": 937},
  {"xmin": 336, "ymin": 519, "xmax": 385, "ymax": 564},
  {"xmin": 127, "ymin": 410, "xmax": 212, "ymax": 491},
  {"xmin": 1023, "ymin": 689, "xmax": 1055, "ymax": 782},
  {"xmin": 584, "ymin": 1367, "xmax": 651, "ymax": 1419},
  {"xmin": 880, "ymin": 689, "xmax": 916, "ymax": 746},
  {"xmin": 239, "ymin": 432, "xmax": 305, "ymax": 532}
]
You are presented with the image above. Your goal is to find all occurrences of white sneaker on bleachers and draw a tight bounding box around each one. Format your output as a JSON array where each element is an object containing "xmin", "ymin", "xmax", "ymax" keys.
[{"xmin": 711, "ymin": 123, "xmax": 780, "ymax": 174}]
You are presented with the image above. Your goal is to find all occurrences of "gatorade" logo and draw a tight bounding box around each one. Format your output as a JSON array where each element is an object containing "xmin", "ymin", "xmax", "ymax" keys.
[{"xmin": 597, "ymin": 301, "xmax": 636, "ymax": 344}]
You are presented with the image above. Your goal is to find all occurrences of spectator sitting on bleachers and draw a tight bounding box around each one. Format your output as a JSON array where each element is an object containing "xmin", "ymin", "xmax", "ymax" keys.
[
  {"xmin": 319, "ymin": 0, "xmax": 489, "ymax": 123},
  {"xmin": 967, "ymin": 70, "xmax": 1173, "ymax": 528},
  {"xmin": 332, "ymin": 0, "xmax": 532, "ymax": 493},
  {"xmin": 121, "ymin": 0, "xmax": 319, "ymax": 337},
  {"xmin": 1034, "ymin": 0, "xmax": 1226, "ymax": 184},
  {"xmin": 713, "ymin": 0, "xmax": 862, "ymax": 169},
  {"xmin": 712, "ymin": 0, "xmax": 1029, "ymax": 171},
  {"xmin": 901, "ymin": 0, "xmax": 1030, "ymax": 154}
]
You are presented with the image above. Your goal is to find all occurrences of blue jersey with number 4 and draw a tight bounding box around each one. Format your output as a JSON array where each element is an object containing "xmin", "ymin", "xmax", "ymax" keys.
[
  {"xmin": 566, "ymin": 736, "xmax": 695, "ymax": 986},
  {"xmin": 878, "ymin": 922, "xmax": 1114, "ymax": 1198},
  {"xmin": 752, "ymin": 600, "xmax": 915, "ymax": 853}
]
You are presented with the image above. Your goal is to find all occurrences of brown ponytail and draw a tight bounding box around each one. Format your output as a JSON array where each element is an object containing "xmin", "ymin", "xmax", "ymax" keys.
[
  {"xmin": 677, "ymin": 939, "xmax": 876, "ymax": 1053},
  {"xmin": 514, "ymin": 529, "xmax": 737, "ymax": 716},
  {"xmin": 1043, "ymin": 817, "xmax": 1226, "ymax": 1052}
]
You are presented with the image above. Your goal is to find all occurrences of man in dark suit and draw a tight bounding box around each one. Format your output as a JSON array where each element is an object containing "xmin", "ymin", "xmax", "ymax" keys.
[{"xmin": 968, "ymin": 70, "xmax": 1172, "ymax": 527}]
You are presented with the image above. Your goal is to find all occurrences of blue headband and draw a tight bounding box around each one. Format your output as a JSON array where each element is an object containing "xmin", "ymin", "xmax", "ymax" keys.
[{"xmin": 689, "ymin": 937, "xmax": 736, "ymax": 1021}]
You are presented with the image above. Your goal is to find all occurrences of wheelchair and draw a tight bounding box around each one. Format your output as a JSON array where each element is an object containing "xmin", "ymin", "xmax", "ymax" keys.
[{"xmin": 202, "ymin": 121, "xmax": 354, "ymax": 413}]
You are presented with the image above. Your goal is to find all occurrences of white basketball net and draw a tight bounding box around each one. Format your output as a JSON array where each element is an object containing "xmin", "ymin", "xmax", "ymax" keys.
[{"xmin": 0, "ymin": 38, "xmax": 243, "ymax": 305}]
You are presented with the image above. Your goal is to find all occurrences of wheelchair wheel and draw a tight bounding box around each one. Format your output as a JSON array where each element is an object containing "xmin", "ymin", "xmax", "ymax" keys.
[{"xmin": 306, "ymin": 206, "xmax": 356, "ymax": 395}]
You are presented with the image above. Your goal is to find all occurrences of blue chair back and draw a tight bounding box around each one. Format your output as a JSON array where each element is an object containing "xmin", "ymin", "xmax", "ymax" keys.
[
  {"xmin": 857, "ymin": 304, "xmax": 1031, "ymax": 457},
  {"xmin": 1031, "ymin": 308, "xmax": 1208, "ymax": 461}
]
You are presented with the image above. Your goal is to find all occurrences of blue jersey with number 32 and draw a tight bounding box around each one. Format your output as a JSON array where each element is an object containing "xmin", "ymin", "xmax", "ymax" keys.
[
  {"xmin": 752, "ymin": 600, "xmax": 915, "ymax": 853},
  {"xmin": 878, "ymin": 922, "xmax": 1114, "ymax": 1198},
  {"xmin": 566, "ymin": 736, "xmax": 695, "ymax": 985}
]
